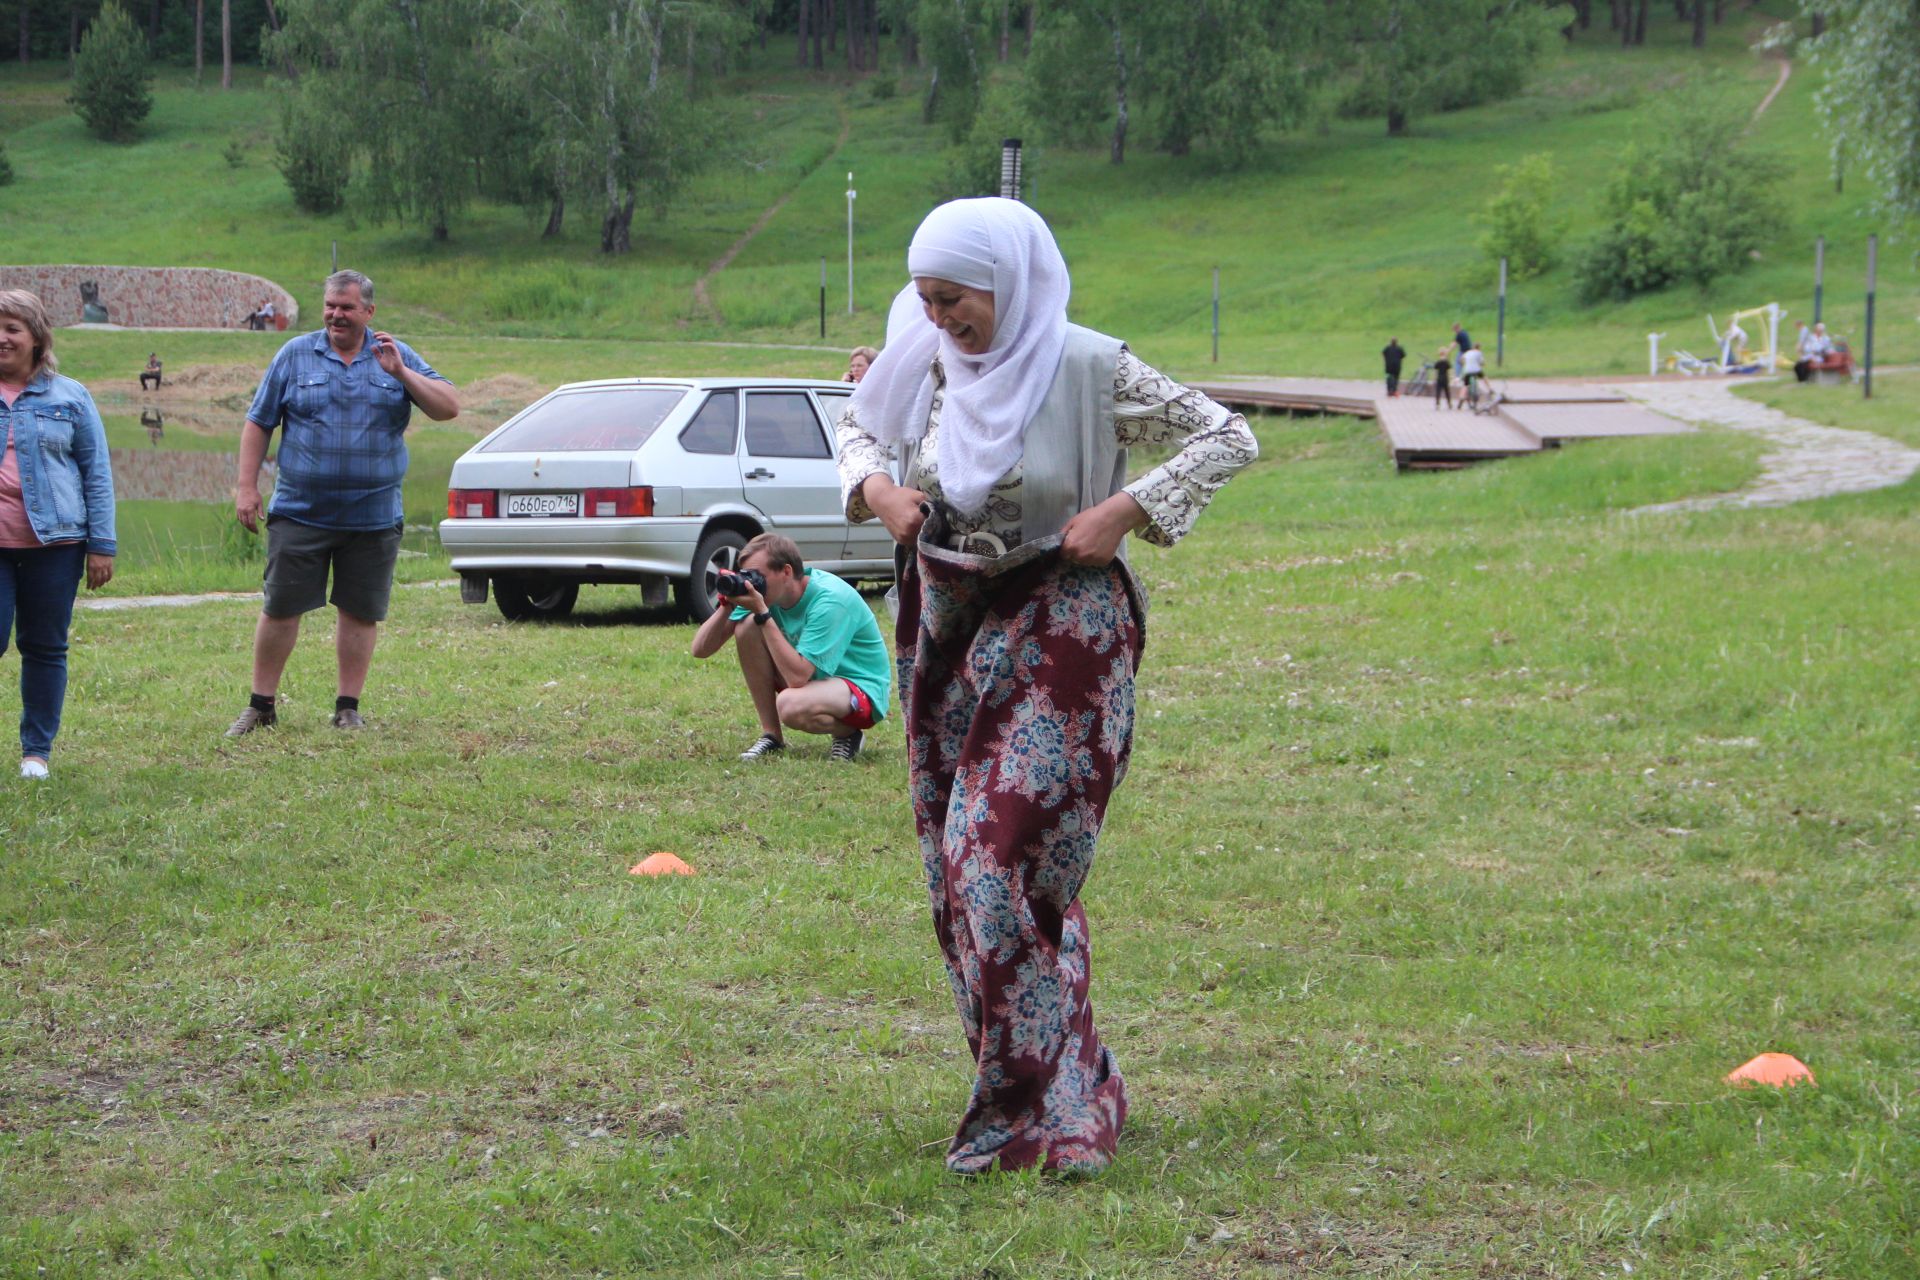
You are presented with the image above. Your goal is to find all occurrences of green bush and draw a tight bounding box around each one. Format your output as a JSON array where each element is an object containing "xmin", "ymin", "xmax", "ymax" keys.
[
  {"xmin": 67, "ymin": 1, "xmax": 153, "ymax": 143},
  {"xmin": 275, "ymin": 96, "xmax": 350, "ymax": 215},
  {"xmin": 1475, "ymin": 153, "xmax": 1561, "ymax": 281},
  {"xmin": 936, "ymin": 83, "xmax": 1036, "ymax": 201},
  {"xmin": 865, "ymin": 74, "xmax": 898, "ymax": 102},
  {"xmin": 222, "ymin": 137, "xmax": 248, "ymax": 169},
  {"xmin": 0, "ymin": 140, "xmax": 13, "ymax": 187},
  {"xmin": 1574, "ymin": 95, "xmax": 1784, "ymax": 304}
]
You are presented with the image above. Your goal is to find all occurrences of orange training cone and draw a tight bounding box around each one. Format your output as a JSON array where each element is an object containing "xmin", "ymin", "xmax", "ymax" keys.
[
  {"xmin": 630, "ymin": 851, "xmax": 695, "ymax": 877},
  {"xmin": 1725, "ymin": 1052, "xmax": 1815, "ymax": 1089}
]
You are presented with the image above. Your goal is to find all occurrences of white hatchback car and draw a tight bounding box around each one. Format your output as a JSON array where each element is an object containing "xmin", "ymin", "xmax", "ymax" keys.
[{"xmin": 438, "ymin": 377, "xmax": 894, "ymax": 621}]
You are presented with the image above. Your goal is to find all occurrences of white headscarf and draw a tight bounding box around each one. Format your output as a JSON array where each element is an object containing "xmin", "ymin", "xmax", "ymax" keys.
[{"xmin": 845, "ymin": 197, "xmax": 1071, "ymax": 515}]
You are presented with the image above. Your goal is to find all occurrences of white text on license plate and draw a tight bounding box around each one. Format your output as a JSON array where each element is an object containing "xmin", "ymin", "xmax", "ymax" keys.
[{"xmin": 506, "ymin": 493, "xmax": 579, "ymax": 517}]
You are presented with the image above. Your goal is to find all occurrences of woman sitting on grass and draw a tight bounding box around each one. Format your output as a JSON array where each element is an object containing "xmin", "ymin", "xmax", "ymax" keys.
[
  {"xmin": 0, "ymin": 289, "xmax": 116, "ymax": 780},
  {"xmin": 835, "ymin": 198, "xmax": 1256, "ymax": 1174}
]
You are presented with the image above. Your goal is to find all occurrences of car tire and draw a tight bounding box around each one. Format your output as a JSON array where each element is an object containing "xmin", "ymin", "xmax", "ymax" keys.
[
  {"xmin": 494, "ymin": 575, "xmax": 580, "ymax": 622},
  {"xmin": 678, "ymin": 527, "xmax": 749, "ymax": 622}
]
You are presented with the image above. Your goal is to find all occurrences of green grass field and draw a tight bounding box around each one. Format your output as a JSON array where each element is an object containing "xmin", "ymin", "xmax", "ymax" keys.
[{"xmin": 3, "ymin": 373, "xmax": 1917, "ymax": 1276}]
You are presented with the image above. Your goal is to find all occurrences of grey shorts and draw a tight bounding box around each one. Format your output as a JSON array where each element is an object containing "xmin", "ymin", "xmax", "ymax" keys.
[{"xmin": 263, "ymin": 517, "xmax": 404, "ymax": 621}]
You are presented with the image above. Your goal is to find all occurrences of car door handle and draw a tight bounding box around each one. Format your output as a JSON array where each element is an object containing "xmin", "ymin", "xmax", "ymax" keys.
[{"xmin": 745, "ymin": 467, "xmax": 775, "ymax": 480}]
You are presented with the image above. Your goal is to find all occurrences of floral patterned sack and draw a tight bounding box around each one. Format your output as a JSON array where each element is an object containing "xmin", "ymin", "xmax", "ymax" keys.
[{"xmin": 898, "ymin": 504, "xmax": 1140, "ymax": 1173}]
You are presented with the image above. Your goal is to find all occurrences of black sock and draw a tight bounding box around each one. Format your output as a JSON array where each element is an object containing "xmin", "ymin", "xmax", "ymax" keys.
[
  {"xmin": 335, "ymin": 695, "xmax": 360, "ymax": 713},
  {"xmin": 250, "ymin": 693, "xmax": 275, "ymax": 714}
]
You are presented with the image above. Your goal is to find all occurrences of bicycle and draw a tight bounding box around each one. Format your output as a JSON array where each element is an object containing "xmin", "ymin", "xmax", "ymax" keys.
[
  {"xmin": 1465, "ymin": 376, "xmax": 1504, "ymax": 415},
  {"xmin": 1402, "ymin": 361, "xmax": 1434, "ymax": 399}
]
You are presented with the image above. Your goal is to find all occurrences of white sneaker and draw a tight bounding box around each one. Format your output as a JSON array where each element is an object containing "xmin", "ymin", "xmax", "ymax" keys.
[{"xmin": 20, "ymin": 759, "xmax": 49, "ymax": 780}]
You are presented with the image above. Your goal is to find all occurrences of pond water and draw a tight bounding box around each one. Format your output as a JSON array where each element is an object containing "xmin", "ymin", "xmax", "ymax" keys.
[{"xmin": 93, "ymin": 399, "xmax": 501, "ymax": 594}]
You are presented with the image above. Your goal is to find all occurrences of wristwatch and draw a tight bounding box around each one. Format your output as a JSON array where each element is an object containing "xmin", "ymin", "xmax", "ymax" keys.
[{"xmin": 753, "ymin": 609, "xmax": 774, "ymax": 626}]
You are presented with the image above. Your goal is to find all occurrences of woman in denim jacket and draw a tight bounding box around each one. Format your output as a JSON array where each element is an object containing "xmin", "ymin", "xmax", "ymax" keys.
[{"xmin": 0, "ymin": 290, "xmax": 116, "ymax": 780}]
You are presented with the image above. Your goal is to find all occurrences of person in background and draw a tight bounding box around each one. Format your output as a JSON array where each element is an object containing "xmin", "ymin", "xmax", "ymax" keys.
[
  {"xmin": 1381, "ymin": 337, "xmax": 1405, "ymax": 397},
  {"xmin": 1432, "ymin": 345, "xmax": 1454, "ymax": 409},
  {"xmin": 0, "ymin": 289, "xmax": 116, "ymax": 780},
  {"xmin": 1457, "ymin": 342, "xmax": 1485, "ymax": 408},
  {"xmin": 139, "ymin": 352, "xmax": 163, "ymax": 391},
  {"xmin": 844, "ymin": 345, "xmax": 879, "ymax": 384},
  {"xmin": 226, "ymin": 269, "xmax": 459, "ymax": 737},
  {"xmin": 1452, "ymin": 322, "xmax": 1472, "ymax": 358},
  {"xmin": 688, "ymin": 532, "xmax": 890, "ymax": 763}
]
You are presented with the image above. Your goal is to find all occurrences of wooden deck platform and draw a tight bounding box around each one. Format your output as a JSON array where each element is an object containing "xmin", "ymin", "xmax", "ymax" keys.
[
  {"xmin": 1193, "ymin": 377, "xmax": 1379, "ymax": 417},
  {"xmin": 1194, "ymin": 375, "xmax": 1692, "ymax": 469}
]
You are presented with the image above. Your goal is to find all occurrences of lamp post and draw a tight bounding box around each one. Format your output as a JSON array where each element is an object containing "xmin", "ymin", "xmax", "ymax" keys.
[{"xmin": 845, "ymin": 172, "xmax": 856, "ymax": 316}]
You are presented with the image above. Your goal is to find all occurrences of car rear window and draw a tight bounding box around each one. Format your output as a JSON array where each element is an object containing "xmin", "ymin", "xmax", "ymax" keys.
[
  {"xmin": 480, "ymin": 387, "xmax": 686, "ymax": 453},
  {"xmin": 744, "ymin": 392, "xmax": 830, "ymax": 459}
]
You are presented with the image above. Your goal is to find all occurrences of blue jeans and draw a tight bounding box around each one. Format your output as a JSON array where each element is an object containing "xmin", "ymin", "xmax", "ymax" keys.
[{"xmin": 0, "ymin": 543, "xmax": 86, "ymax": 760}]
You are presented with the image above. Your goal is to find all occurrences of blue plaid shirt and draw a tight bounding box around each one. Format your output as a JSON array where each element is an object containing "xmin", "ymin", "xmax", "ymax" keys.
[{"xmin": 246, "ymin": 330, "xmax": 448, "ymax": 530}]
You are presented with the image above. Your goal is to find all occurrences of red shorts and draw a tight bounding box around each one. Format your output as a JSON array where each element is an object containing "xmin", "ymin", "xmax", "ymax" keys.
[{"xmin": 840, "ymin": 678, "xmax": 878, "ymax": 731}]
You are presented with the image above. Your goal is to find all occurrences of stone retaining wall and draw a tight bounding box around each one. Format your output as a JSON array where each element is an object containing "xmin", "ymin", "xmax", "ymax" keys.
[{"xmin": 0, "ymin": 265, "xmax": 299, "ymax": 330}]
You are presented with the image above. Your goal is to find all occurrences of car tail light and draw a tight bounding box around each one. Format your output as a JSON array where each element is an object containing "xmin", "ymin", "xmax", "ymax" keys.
[
  {"xmin": 448, "ymin": 488, "xmax": 497, "ymax": 519},
  {"xmin": 583, "ymin": 486, "xmax": 654, "ymax": 517}
]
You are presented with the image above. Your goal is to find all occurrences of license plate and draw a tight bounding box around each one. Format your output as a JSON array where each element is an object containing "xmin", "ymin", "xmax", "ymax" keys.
[{"xmin": 506, "ymin": 492, "xmax": 579, "ymax": 517}]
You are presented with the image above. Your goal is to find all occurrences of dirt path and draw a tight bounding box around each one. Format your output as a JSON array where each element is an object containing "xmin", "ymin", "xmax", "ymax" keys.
[
  {"xmin": 77, "ymin": 580, "xmax": 455, "ymax": 613},
  {"xmin": 1623, "ymin": 379, "xmax": 1920, "ymax": 514},
  {"xmin": 691, "ymin": 101, "xmax": 853, "ymax": 324},
  {"xmin": 1752, "ymin": 54, "xmax": 1791, "ymax": 122}
]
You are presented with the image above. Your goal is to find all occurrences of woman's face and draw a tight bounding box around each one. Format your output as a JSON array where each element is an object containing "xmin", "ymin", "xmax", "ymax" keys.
[
  {"xmin": 914, "ymin": 277, "xmax": 995, "ymax": 356},
  {"xmin": 847, "ymin": 353, "xmax": 871, "ymax": 383},
  {"xmin": 0, "ymin": 315, "xmax": 36, "ymax": 382}
]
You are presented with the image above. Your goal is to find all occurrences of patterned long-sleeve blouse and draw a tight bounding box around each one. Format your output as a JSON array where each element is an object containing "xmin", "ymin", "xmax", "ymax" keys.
[{"xmin": 835, "ymin": 347, "xmax": 1257, "ymax": 552}]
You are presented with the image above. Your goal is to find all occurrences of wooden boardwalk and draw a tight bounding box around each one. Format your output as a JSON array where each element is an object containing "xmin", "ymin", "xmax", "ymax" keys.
[{"xmin": 1194, "ymin": 375, "xmax": 1689, "ymax": 469}]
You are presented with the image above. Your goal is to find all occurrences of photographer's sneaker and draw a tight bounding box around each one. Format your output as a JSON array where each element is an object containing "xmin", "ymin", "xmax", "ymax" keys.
[
  {"xmin": 827, "ymin": 730, "xmax": 864, "ymax": 764},
  {"xmin": 225, "ymin": 704, "xmax": 277, "ymax": 737},
  {"xmin": 739, "ymin": 733, "xmax": 786, "ymax": 762}
]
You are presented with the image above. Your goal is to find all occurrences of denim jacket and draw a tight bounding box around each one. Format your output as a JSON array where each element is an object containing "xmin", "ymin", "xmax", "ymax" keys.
[{"xmin": 1, "ymin": 371, "xmax": 117, "ymax": 554}]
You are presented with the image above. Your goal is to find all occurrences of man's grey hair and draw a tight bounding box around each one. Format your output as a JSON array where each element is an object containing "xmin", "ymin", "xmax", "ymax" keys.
[{"xmin": 324, "ymin": 269, "xmax": 374, "ymax": 304}]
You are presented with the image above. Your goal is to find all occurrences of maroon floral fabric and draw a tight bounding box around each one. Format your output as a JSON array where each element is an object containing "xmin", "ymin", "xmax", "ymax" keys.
[{"xmin": 898, "ymin": 526, "xmax": 1143, "ymax": 1173}]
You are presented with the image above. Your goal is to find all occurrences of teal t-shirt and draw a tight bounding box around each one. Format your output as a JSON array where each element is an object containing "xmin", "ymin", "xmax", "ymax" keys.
[{"xmin": 732, "ymin": 569, "xmax": 891, "ymax": 719}]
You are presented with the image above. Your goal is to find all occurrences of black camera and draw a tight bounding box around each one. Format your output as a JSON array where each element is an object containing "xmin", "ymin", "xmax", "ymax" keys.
[{"xmin": 715, "ymin": 567, "xmax": 767, "ymax": 598}]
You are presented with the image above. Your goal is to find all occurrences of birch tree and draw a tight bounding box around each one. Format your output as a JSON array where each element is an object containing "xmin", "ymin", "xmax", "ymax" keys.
[{"xmin": 1802, "ymin": 0, "xmax": 1920, "ymax": 222}]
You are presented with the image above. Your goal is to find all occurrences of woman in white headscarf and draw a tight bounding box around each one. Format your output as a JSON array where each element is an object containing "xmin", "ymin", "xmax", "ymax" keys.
[{"xmin": 836, "ymin": 197, "xmax": 1256, "ymax": 1175}]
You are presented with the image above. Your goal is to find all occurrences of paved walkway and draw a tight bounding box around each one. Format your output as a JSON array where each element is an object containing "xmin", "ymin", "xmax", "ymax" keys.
[{"xmin": 1622, "ymin": 379, "xmax": 1920, "ymax": 513}]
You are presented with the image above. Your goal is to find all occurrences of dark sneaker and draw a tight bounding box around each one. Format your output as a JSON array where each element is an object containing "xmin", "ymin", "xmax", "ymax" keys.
[
  {"xmin": 739, "ymin": 733, "xmax": 786, "ymax": 762},
  {"xmin": 827, "ymin": 730, "xmax": 864, "ymax": 764},
  {"xmin": 226, "ymin": 704, "xmax": 277, "ymax": 737},
  {"xmin": 330, "ymin": 708, "xmax": 366, "ymax": 730}
]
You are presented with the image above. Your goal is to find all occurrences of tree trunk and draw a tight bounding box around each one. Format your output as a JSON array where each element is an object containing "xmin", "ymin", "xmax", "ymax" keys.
[
  {"xmin": 1387, "ymin": 103, "xmax": 1407, "ymax": 135},
  {"xmin": 826, "ymin": 0, "xmax": 836, "ymax": 53},
  {"xmin": 1108, "ymin": 18, "xmax": 1126, "ymax": 164},
  {"xmin": 18, "ymin": 1, "xmax": 30, "ymax": 65},
  {"xmin": 148, "ymin": 0, "xmax": 160, "ymax": 48},
  {"xmin": 69, "ymin": 4, "xmax": 79, "ymax": 66},
  {"xmin": 997, "ymin": 1, "xmax": 1008, "ymax": 60},
  {"xmin": 1692, "ymin": 0, "xmax": 1705, "ymax": 46},
  {"xmin": 922, "ymin": 63, "xmax": 939, "ymax": 122},
  {"xmin": 543, "ymin": 188, "xmax": 564, "ymax": 238},
  {"xmin": 1575, "ymin": 0, "xmax": 1591, "ymax": 28},
  {"xmin": 844, "ymin": 0, "xmax": 856, "ymax": 68},
  {"xmin": 1713, "ymin": 0, "xmax": 1724, "ymax": 20},
  {"xmin": 1633, "ymin": 0, "xmax": 1648, "ymax": 44},
  {"xmin": 220, "ymin": 0, "xmax": 231, "ymax": 88},
  {"xmin": 194, "ymin": 0, "xmax": 203, "ymax": 81},
  {"xmin": 795, "ymin": 0, "xmax": 809, "ymax": 66},
  {"xmin": 1025, "ymin": 0, "xmax": 1035, "ymax": 53},
  {"xmin": 1809, "ymin": 12, "xmax": 1825, "ymax": 38},
  {"xmin": 260, "ymin": 0, "xmax": 295, "ymax": 81},
  {"xmin": 601, "ymin": 188, "xmax": 635, "ymax": 254},
  {"xmin": 811, "ymin": 0, "xmax": 824, "ymax": 68}
]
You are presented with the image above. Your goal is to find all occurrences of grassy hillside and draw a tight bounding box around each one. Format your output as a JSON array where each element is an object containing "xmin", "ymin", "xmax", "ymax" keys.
[{"xmin": 3, "ymin": 6, "xmax": 1911, "ymax": 383}]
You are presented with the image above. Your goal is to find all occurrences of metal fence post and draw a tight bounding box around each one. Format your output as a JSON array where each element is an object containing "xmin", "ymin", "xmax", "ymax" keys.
[
  {"xmin": 1863, "ymin": 234, "xmax": 1877, "ymax": 399},
  {"xmin": 1211, "ymin": 267, "xmax": 1220, "ymax": 364},
  {"xmin": 1496, "ymin": 257, "xmax": 1508, "ymax": 368},
  {"xmin": 1812, "ymin": 235, "xmax": 1825, "ymax": 325}
]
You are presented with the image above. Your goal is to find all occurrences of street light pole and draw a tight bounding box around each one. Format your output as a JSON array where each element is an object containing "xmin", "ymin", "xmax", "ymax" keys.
[{"xmin": 845, "ymin": 172, "xmax": 856, "ymax": 316}]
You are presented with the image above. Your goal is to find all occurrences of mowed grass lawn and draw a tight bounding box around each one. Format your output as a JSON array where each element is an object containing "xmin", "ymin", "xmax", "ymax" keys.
[{"xmin": 4, "ymin": 380, "xmax": 1917, "ymax": 1277}]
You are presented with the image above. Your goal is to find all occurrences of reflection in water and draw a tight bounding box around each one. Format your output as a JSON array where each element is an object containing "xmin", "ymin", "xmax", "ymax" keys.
[
  {"xmin": 111, "ymin": 448, "xmax": 276, "ymax": 502},
  {"xmin": 140, "ymin": 407, "xmax": 164, "ymax": 442}
]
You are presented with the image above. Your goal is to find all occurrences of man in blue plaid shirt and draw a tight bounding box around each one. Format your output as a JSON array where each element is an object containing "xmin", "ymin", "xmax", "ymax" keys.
[{"xmin": 227, "ymin": 270, "xmax": 460, "ymax": 736}]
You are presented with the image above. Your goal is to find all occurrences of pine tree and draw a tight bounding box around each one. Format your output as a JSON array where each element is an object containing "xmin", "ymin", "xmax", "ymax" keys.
[{"xmin": 69, "ymin": 1, "xmax": 154, "ymax": 142}]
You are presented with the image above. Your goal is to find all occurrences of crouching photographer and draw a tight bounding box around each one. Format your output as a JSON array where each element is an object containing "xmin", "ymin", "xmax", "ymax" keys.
[{"xmin": 689, "ymin": 533, "xmax": 891, "ymax": 763}]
